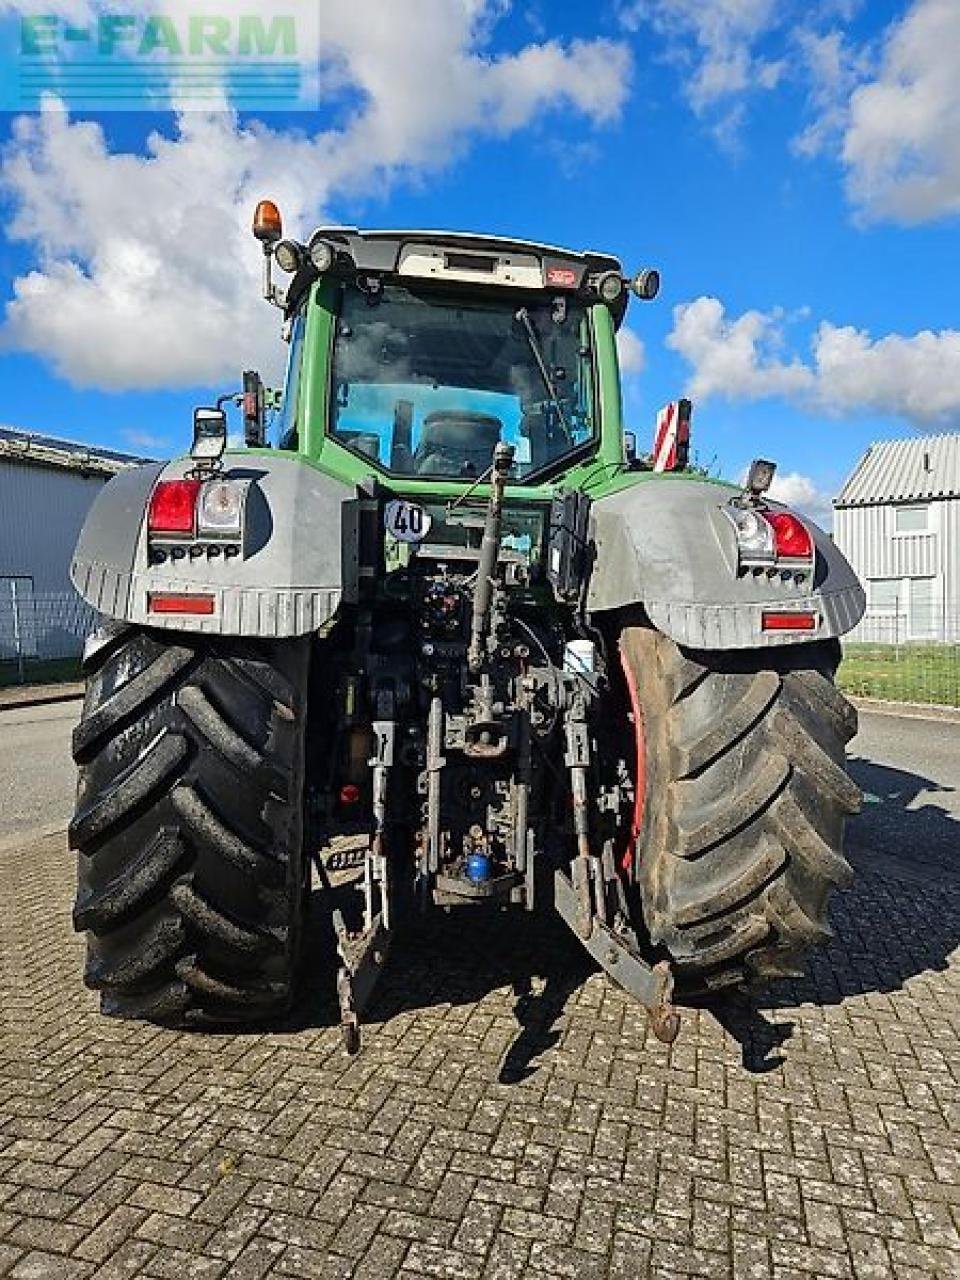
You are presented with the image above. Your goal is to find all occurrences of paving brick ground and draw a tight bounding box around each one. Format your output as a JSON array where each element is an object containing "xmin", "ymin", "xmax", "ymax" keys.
[{"xmin": 1, "ymin": 833, "xmax": 958, "ymax": 1279}]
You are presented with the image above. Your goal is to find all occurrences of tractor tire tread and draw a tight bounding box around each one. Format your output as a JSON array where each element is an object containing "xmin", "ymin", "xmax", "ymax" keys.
[
  {"xmin": 71, "ymin": 625, "xmax": 307, "ymax": 1026},
  {"xmin": 620, "ymin": 626, "xmax": 859, "ymax": 992},
  {"xmin": 73, "ymin": 828, "xmax": 185, "ymax": 933}
]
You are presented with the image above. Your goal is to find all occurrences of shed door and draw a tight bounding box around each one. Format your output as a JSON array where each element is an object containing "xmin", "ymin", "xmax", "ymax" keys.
[{"xmin": 0, "ymin": 577, "xmax": 38, "ymax": 661}]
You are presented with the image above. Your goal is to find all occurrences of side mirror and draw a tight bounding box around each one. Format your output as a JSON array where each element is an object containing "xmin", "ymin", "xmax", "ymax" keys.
[
  {"xmin": 243, "ymin": 370, "xmax": 266, "ymax": 447},
  {"xmin": 192, "ymin": 407, "xmax": 227, "ymax": 462}
]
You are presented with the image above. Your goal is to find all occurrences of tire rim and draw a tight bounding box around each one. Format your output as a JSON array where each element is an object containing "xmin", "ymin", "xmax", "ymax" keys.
[{"xmin": 618, "ymin": 643, "xmax": 647, "ymax": 875}]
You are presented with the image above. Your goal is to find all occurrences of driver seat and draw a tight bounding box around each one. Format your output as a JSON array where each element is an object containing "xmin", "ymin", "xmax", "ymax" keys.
[{"xmin": 414, "ymin": 412, "xmax": 502, "ymax": 477}]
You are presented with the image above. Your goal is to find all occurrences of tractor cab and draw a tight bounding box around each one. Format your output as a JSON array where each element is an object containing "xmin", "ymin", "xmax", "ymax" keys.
[{"xmin": 251, "ymin": 212, "xmax": 659, "ymax": 494}]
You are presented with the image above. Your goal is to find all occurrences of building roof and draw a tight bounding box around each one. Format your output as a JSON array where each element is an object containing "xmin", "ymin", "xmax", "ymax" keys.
[
  {"xmin": 835, "ymin": 433, "xmax": 960, "ymax": 507},
  {"xmin": 0, "ymin": 426, "xmax": 150, "ymax": 478}
]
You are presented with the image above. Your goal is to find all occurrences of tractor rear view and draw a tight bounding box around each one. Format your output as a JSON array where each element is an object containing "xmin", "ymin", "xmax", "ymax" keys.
[{"xmin": 69, "ymin": 208, "xmax": 864, "ymax": 1049}]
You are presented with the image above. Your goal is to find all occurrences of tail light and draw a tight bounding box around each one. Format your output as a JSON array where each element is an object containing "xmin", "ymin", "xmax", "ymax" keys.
[
  {"xmin": 766, "ymin": 511, "xmax": 813, "ymax": 562},
  {"xmin": 148, "ymin": 480, "xmax": 201, "ymax": 535}
]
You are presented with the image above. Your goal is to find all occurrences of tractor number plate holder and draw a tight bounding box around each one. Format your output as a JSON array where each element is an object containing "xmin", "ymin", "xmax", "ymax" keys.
[{"xmin": 553, "ymin": 869, "xmax": 681, "ymax": 1044}]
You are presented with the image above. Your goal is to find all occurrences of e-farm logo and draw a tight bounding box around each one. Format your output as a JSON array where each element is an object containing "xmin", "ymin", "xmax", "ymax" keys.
[{"xmin": 4, "ymin": 6, "xmax": 318, "ymax": 111}]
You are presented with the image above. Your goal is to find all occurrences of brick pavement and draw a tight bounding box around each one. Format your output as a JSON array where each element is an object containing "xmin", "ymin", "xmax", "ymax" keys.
[{"xmin": 0, "ymin": 833, "xmax": 958, "ymax": 1279}]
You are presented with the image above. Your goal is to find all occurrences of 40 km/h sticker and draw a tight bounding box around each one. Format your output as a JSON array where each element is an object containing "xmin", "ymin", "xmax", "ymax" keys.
[{"xmin": 384, "ymin": 498, "xmax": 432, "ymax": 544}]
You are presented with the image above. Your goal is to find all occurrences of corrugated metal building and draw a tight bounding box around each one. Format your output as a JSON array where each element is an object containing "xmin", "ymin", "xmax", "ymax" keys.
[
  {"xmin": 0, "ymin": 427, "xmax": 147, "ymax": 665},
  {"xmin": 834, "ymin": 433, "xmax": 960, "ymax": 643}
]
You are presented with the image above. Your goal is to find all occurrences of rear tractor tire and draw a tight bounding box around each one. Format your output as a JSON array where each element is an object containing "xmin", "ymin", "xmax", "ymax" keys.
[
  {"xmin": 618, "ymin": 626, "xmax": 861, "ymax": 993},
  {"xmin": 70, "ymin": 623, "xmax": 310, "ymax": 1026}
]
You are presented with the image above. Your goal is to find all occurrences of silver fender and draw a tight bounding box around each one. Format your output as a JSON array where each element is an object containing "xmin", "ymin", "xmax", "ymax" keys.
[
  {"xmin": 71, "ymin": 454, "xmax": 358, "ymax": 637},
  {"xmin": 586, "ymin": 478, "xmax": 865, "ymax": 649}
]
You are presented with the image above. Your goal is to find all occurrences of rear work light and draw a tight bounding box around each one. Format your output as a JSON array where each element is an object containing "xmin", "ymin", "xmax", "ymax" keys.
[
  {"xmin": 148, "ymin": 480, "xmax": 201, "ymax": 536},
  {"xmin": 149, "ymin": 592, "xmax": 216, "ymax": 616}
]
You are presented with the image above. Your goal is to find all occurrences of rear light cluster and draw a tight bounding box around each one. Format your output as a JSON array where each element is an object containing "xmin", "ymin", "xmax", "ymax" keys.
[
  {"xmin": 148, "ymin": 478, "xmax": 249, "ymax": 546},
  {"xmin": 722, "ymin": 502, "xmax": 818, "ymax": 634},
  {"xmin": 724, "ymin": 504, "xmax": 814, "ymax": 575}
]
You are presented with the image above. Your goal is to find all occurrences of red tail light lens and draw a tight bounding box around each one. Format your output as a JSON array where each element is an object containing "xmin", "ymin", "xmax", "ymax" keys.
[
  {"xmin": 767, "ymin": 511, "xmax": 813, "ymax": 560},
  {"xmin": 148, "ymin": 480, "xmax": 201, "ymax": 535},
  {"xmin": 148, "ymin": 592, "xmax": 215, "ymax": 616},
  {"xmin": 762, "ymin": 611, "xmax": 817, "ymax": 632}
]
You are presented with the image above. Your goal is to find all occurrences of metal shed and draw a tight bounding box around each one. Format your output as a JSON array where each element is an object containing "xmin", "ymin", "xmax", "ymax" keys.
[
  {"xmin": 0, "ymin": 427, "xmax": 147, "ymax": 671},
  {"xmin": 834, "ymin": 433, "xmax": 960, "ymax": 643}
]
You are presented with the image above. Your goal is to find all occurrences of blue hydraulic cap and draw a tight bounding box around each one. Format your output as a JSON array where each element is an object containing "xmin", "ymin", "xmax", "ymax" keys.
[{"xmin": 465, "ymin": 852, "xmax": 492, "ymax": 884}]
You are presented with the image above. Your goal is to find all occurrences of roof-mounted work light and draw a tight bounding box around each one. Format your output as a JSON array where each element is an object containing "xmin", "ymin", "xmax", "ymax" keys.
[
  {"xmin": 273, "ymin": 239, "xmax": 303, "ymax": 274},
  {"xmin": 309, "ymin": 239, "xmax": 335, "ymax": 273},
  {"xmin": 596, "ymin": 270, "xmax": 625, "ymax": 304},
  {"xmin": 631, "ymin": 268, "xmax": 660, "ymax": 301}
]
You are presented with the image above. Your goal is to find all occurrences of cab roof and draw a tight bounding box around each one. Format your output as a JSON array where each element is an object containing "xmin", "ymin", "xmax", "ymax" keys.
[
  {"xmin": 309, "ymin": 226, "xmax": 623, "ymax": 273},
  {"xmin": 304, "ymin": 226, "xmax": 629, "ymax": 323}
]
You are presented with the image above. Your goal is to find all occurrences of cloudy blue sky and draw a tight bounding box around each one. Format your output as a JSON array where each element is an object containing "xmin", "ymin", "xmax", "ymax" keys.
[{"xmin": 0, "ymin": 0, "xmax": 958, "ymax": 526}]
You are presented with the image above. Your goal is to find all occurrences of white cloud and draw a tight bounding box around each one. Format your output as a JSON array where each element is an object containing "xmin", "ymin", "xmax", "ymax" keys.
[
  {"xmin": 616, "ymin": 0, "xmax": 782, "ymax": 138},
  {"xmin": 734, "ymin": 466, "xmax": 834, "ymax": 529},
  {"xmin": 0, "ymin": 2, "xmax": 631, "ymax": 390},
  {"xmin": 122, "ymin": 428, "xmax": 172, "ymax": 452},
  {"xmin": 667, "ymin": 296, "xmax": 814, "ymax": 402},
  {"xmin": 616, "ymin": 327, "xmax": 646, "ymax": 376},
  {"xmin": 668, "ymin": 295, "xmax": 960, "ymax": 426},
  {"xmin": 813, "ymin": 321, "xmax": 960, "ymax": 420},
  {"xmin": 766, "ymin": 470, "xmax": 834, "ymax": 529},
  {"xmin": 842, "ymin": 0, "xmax": 960, "ymax": 222},
  {"xmin": 792, "ymin": 26, "xmax": 872, "ymax": 160}
]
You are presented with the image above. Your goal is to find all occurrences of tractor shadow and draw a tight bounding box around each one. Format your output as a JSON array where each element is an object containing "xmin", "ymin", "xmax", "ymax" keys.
[
  {"xmin": 293, "ymin": 756, "xmax": 960, "ymax": 1078},
  {"xmin": 713, "ymin": 755, "xmax": 960, "ymax": 1073},
  {"xmin": 294, "ymin": 882, "xmax": 592, "ymax": 1077}
]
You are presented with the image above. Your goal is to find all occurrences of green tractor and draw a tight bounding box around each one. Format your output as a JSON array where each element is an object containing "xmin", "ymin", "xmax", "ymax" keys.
[{"xmin": 69, "ymin": 204, "xmax": 864, "ymax": 1049}]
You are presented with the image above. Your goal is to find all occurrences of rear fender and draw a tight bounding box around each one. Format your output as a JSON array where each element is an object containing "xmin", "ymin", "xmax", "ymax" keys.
[
  {"xmin": 71, "ymin": 454, "xmax": 359, "ymax": 637},
  {"xmin": 587, "ymin": 477, "xmax": 865, "ymax": 649}
]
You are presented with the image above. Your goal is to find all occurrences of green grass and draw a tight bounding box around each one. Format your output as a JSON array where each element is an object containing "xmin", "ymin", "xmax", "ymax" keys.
[
  {"xmin": 4, "ymin": 646, "xmax": 957, "ymax": 706},
  {"xmin": 839, "ymin": 643, "xmax": 960, "ymax": 708},
  {"xmin": 0, "ymin": 656, "xmax": 82, "ymax": 689}
]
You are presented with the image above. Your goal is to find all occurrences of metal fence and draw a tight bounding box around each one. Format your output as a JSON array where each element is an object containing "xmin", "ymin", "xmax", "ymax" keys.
[
  {"xmin": 839, "ymin": 607, "xmax": 960, "ymax": 708},
  {"xmin": 0, "ymin": 587, "xmax": 96, "ymax": 685}
]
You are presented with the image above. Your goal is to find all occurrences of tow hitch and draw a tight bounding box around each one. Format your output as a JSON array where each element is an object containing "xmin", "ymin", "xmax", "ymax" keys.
[{"xmin": 553, "ymin": 868, "xmax": 680, "ymax": 1044}]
